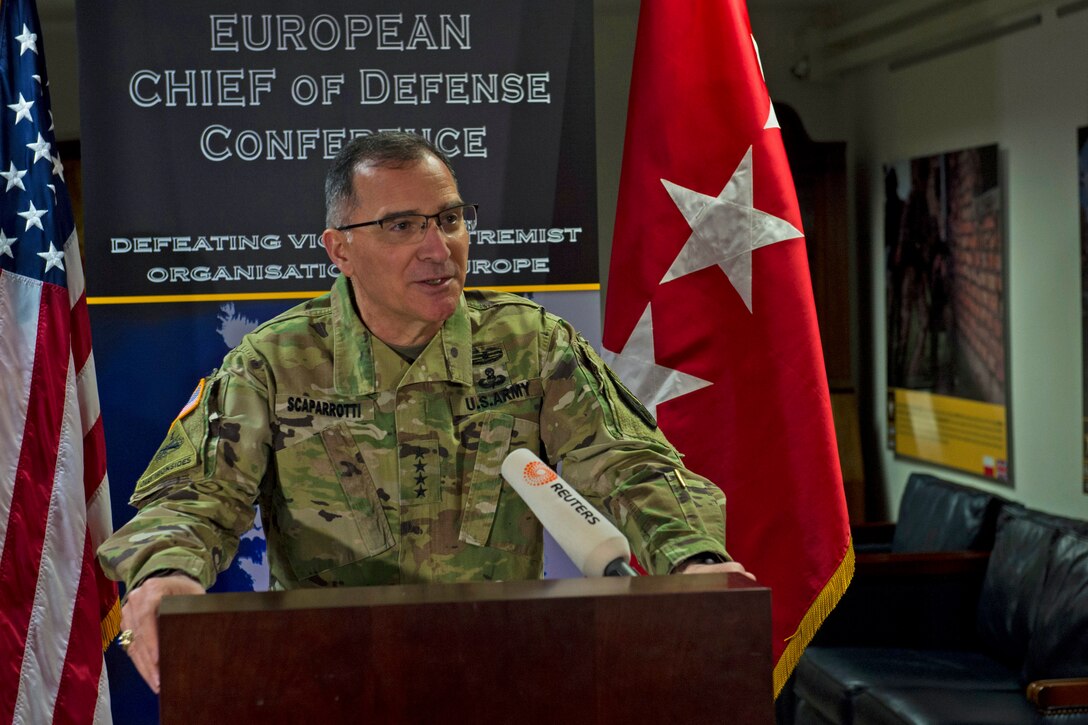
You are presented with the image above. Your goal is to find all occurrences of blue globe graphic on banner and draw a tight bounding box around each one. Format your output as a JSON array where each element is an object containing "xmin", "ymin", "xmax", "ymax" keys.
[
  {"xmin": 208, "ymin": 304, "xmax": 270, "ymax": 594},
  {"xmin": 208, "ymin": 510, "xmax": 269, "ymax": 593}
]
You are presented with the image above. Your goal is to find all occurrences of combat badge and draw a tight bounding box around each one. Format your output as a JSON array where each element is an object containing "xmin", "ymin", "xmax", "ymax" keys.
[
  {"xmin": 471, "ymin": 344, "xmax": 510, "ymax": 391},
  {"xmin": 471, "ymin": 345, "xmax": 504, "ymax": 366}
]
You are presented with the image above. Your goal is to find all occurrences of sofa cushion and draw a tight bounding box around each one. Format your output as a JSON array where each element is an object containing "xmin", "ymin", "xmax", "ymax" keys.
[
  {"xmin": 976, "ymin": 507, "xmax": 1058, "ymax": 671},
  {"xmin": 851, "ymin": 686, "xmax": 1044, "ymax": 725},
  {"xmin": 891, "ymin": 474, "xmax": 1008, "ymax": 553},
  {"xmin": 793, "ymin": 698, "xmax": 838, "ymax": 725},
  {"xmin": 1023, "ymin": 528, "xmax": 1088, "ymax": 682},
  {"xmin": 794, "ymin": 647, "xmax": 1020, "ymax": 724}
]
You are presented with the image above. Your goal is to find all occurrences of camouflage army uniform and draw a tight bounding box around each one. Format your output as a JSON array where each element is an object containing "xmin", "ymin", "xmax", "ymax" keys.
[{"xmin": 98, "ymin": 275, "xmax": 729, "ymax": 591}]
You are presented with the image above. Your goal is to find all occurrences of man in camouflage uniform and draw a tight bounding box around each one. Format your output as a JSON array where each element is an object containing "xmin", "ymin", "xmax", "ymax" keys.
[{"xmin": 99, "ymin": 131, "xmax": 750, "ymax": 693}]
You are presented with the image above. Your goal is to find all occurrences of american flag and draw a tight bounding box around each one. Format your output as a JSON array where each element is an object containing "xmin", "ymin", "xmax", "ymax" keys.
[{"xmin": 0, "ymin": 0, "xmax": 119, "ymax": 722}]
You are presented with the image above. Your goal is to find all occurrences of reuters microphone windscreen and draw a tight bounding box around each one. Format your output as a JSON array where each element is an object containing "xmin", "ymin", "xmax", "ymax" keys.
[{"xmin": 501, "ymin": 448, "xmax": 636, "ymax": 577}]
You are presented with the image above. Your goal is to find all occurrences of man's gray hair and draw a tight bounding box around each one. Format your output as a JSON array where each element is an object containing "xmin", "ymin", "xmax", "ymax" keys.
[{"xmin": 324, "ymin": 131, "xmax": 457, "ymax": 228}]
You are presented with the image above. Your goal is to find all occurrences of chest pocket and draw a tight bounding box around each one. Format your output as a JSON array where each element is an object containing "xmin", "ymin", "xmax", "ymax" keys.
[
  {"xmin": 273, "ymin": 421, "xmax": 394, "ymax": 579},
  {"xmin": 458, "ymin": 412, "xmax": 541, "ymax": 554}
]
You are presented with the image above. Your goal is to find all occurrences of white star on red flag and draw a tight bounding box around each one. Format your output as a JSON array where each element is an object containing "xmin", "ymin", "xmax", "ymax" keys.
[
  {"xmin": 660, "ymin": 146, "xmax": 803, "ymax": 312},
  {"xmin": 602, "ymin": 303, "xmax": 711, "ymax": 418}
]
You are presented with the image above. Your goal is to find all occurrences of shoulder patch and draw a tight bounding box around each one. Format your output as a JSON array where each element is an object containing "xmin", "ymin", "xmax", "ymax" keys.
[
  {"xmin": 133, "ymin": 421, "xmax": 198, "ymax": 496},
  {"xmin": 176, "ymin": 379, "xmax": 206, "ymax": 422}
]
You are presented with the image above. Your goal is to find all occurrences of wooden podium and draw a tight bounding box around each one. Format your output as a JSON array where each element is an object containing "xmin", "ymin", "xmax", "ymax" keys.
[{"xmin": 158, "ymin": 573, "xmax": 771, "ymax": 724}]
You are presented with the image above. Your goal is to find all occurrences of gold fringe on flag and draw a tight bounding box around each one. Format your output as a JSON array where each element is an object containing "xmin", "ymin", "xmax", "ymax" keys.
[
  {"xmin": 100, "ymin": 598, "xmax": 122, "ymax": 653},
  {"xmin": 773, "ymin": 539, "xmax": 856, "ymax": 698}
]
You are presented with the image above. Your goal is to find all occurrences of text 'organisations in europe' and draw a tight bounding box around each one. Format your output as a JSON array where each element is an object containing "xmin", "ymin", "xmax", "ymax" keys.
[{"xmin": 145, "ymin": 264, "xmax": 340, "ymax": 285}]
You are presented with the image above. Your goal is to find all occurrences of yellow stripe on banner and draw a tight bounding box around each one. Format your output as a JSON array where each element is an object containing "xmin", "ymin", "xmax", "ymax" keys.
[
  {"xmin": 100, "ymin": 598, "xmax": 122, "ymax": 653},
  {"xmin": 87, "ymin": 291, "xmax": 325, "ymax": 305},
  {"xmin": 466, "ymin": 283, "xmax": 601, "ymax": 293},
  {"xmin": 772, "ymin": 539, "xmax": 855, "ymax": 698},
  {"xmin": 86, "ymin": 283, "xmax": 601, "ymax": 305}
]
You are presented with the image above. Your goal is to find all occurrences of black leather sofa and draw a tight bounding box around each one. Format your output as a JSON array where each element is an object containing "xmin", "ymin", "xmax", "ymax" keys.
[{"xmin": 784, "ymin": 474, "xmax": 1088, "ymax": 724}]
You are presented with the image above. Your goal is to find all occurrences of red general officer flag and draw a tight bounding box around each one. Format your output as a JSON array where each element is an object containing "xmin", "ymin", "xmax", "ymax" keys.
[
  {"xmin": 602, "ymin": 0, "xmax": 853, "ymax": 693},
  {"xmin": 0, "ymin": 0, "xmax": 120, "ymax": 721}
]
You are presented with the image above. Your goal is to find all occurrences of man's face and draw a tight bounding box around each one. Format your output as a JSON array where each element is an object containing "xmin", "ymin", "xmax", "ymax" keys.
[{"xmin": 323, "ymin": 154, "xmax": 469, "ymax": 346}]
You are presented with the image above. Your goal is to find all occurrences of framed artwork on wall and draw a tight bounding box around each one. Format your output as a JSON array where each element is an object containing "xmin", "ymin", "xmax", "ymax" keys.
[{"xmin": 885, "ymin": 143, "xmax": 1011, "ymax": 484}]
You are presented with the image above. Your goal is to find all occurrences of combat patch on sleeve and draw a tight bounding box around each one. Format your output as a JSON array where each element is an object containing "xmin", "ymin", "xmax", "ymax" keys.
[{"xmin": 132, "ymin": 420, "xmax": 198, "ymax": 497}]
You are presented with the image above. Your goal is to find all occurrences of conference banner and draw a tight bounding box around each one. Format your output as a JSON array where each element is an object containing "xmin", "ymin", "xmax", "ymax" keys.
[
  {"xmin": 78, "ymin": 1, "xmax": 597, "ymax": 300},
  {"xmin": 884, "ymin": 143, "xmax": 1011, "ymax": 483}
]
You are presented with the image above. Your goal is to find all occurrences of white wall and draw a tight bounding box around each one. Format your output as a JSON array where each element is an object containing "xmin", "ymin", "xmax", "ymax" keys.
[
  {"xmin": 39, "ymin": 5, "xmax": 79, "ymax": 141},
  {"xmin": 844, "ymin": 9, "xmax": 1088, "ymax": 519},
  {"xmin": 593, "ymin": 0, "xmax": 640, "ymax": 297}
]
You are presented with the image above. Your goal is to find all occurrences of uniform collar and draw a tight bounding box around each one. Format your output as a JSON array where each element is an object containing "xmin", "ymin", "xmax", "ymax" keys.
[{"xmin": 330, "ymin": 275, "xmax": 473, "ymax": 395}]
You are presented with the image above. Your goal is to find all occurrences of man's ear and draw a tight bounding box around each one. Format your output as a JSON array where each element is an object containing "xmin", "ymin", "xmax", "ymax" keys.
[{"xmin": 321, "ymin": 228, "xmax": 353, "ymax": 276}]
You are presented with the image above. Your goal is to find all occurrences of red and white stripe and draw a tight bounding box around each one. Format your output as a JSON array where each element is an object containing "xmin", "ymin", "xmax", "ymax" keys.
[{"xmin": 0, "ymin": 228, "xmax": 118, "ymax": 724}]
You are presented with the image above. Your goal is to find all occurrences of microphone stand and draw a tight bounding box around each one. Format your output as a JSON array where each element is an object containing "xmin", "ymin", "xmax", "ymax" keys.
[{"xmin": 603, "ymin": 558, "xmax": 640, "ymax": 576}]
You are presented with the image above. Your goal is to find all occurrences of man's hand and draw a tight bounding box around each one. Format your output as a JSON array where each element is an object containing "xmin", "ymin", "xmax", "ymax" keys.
[
  {"xmin": 119, "ymin": 574, "xmax": 205, "ymax": 694},
  {"xmin": 676, "ymin": 560, "xmax": 756, "ymax": 580}
]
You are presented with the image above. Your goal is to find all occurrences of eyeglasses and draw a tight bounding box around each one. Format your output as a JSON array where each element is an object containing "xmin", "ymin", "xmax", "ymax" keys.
[{"xmin": 335, "ymin": 203, "xmax": 478, "ymax": 244}]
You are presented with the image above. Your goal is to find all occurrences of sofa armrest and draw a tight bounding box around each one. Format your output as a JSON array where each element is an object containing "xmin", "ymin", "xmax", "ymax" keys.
[
  {"xmin": 856, "ymin": 550, "xmax": 991, "ymax": 575},
  {"xmin": 852, "ymin": 522, "xmax": 896, "ymax": 552},
  {"xmin": 1027, "ymin": 678, "xmax": 1088, "ymax": 713},
  {"xmin": 812, "ymin": 551, "xmax": 990, "ymax": 649}
]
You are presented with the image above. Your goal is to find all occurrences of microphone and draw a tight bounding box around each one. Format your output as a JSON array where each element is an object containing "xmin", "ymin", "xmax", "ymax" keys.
[{"xmin": 501, "ymin": 448, "xmax": 638, "ymax": 577}]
